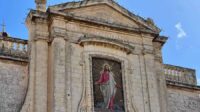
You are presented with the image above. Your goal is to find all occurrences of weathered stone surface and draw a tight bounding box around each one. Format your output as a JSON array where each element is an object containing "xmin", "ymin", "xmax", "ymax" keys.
[
  {"xmin": 63, "ymin": 5, "xmax": 139, "ymax": 28},
  {"xmin": 167, "ymin": 88, "xmax": 200, "ymax": 112},
  {"xmin": 0, "ymin": 60, "xmax": 28, "ymax": 112}
]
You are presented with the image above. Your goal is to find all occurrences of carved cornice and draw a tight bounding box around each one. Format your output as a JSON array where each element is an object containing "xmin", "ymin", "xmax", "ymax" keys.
[
  {"xmin": 78, "ymin": 35, "xmax": 135, "ymax": 54},
  {"xmin": 153, "ymin": 36, "xmax": 168, "ymax": 46},
  {"xmin": 0, "ymin": 54, "xmax": 28, "ymax": 62},
  {"xmin": 166, "ymin": 80, "xmax": 200, "ymax": 91},
  {"xmin": 26, "ymin": 10, "xmax": 48, "ymax": 34},
  {"xmin": 26, "ymin": 10, "xmax": 48, "ymax": 23},
  {"xmin": 26, "ymin": 10, "xmax": 49, "ymax": 42}
]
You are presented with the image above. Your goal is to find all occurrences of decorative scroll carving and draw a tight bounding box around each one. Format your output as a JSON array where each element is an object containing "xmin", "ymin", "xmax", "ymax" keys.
[
  {"xmin": 78, "ymin": 77, "xmax": 88, "ymax": 112},
  {"xmin": 78, "ymin": 53, "xmax": 88, "ymax": 112},
  {"xmin": 130, "ymin": 97, "xmax": 138, "ymax": 112}
]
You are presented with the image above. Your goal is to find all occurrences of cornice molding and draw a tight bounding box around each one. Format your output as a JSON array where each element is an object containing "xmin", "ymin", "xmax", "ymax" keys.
[{"xmin": 78, "ymin": 35, "xmax": 135, "ymax": 54}]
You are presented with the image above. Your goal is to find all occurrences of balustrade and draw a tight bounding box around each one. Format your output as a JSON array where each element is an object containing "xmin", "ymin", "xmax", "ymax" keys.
[
  {"xmin": 0, "ymin": 36, "xmax": 28, "ymax": 59},
  {"xmin": 164, "ymin": 64, "xmax": 196, "ymax": 85}
]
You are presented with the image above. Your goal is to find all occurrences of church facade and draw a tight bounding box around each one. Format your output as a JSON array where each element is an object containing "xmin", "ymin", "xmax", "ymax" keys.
[{"xmin": 0, "ymin": 0, "xmax": 200, "ymax": 112}]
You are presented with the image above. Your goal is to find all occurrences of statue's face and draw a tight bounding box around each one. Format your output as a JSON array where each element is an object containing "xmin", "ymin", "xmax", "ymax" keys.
[{"xmin": 104, "ymin": 65, "xmax": 109, "ymax": 71}]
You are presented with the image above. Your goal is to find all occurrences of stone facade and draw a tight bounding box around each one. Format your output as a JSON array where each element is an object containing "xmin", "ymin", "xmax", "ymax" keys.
[
  {"xmin": 164, "ymin": 65, "xmax": 200, "ymax": 112},
  {"xmin": 0, "ymin": 59, "xmax": 28, "ymax": 112},
  {"xmin": 167, "ymin": 86, "xmax": 200, "ymax": 112},
  {"xmin": 21, "ymin": 0, "xmax": 167, "ymax": 111},
  {"xmin": 0, "ymin": 0, "xmax": 199, "ymax": 112},
  {"xmin": 0, "ymin": 32, "xmax": 28, "ymax": 112}
]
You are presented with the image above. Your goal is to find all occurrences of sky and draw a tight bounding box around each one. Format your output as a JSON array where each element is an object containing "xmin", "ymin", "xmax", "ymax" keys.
[{"xmin": 0, "ymin": 0, "xmax": 200, "ymax": 85}]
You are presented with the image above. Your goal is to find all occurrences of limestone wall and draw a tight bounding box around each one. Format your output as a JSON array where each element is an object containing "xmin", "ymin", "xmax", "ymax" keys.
[
  {"xmin": 0, "ymin": 59, "xmax": 28, "ymax": 112},
  {"xmin": 167, "ymin": 87, "xmax": 200, "ymax": 112}
]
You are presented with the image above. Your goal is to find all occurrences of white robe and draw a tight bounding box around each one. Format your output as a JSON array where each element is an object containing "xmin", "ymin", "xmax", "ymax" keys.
[{"xmin": 99, "ymin": 72, "xmax": 117, "ymax": 109}]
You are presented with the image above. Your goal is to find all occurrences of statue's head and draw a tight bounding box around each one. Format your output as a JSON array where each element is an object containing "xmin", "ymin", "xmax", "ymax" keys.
[{"xmin": 103, "ymin": 63, "xmax": 110, "ymax": 71}]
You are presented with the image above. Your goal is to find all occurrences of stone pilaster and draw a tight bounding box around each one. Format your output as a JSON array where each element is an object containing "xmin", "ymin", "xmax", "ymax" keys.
[
  {"xmin": 153, "ymin": 39, "xmax": 168, "ymax": 112},
  {"xmin": 35, "ymin": 40, "xmax": 48, "ymax": 112},
  {"xmin": 141, "ymin": 34, "xmax": 161, "ymax": 112},
  {"xmin": 50, "ymin": 37, "xmax": 66, "ymax": 112},
  {"xmin": 143, "ymin": 52, "xmax": 161, "ymax": 112},
  {"xmin": 49, "ymin": 17, "xmax": 68, "ymax": 112},
  {"xmin": 20, "ymin": 15, "xmax": 36, "ymax": 112},
  {"xmin": 21, "ymin": 15, "xmax": 49, "ymax": 112},
  {"xmin": 34, "ymin": 18, "xmax": 49, "ymax": 112},
  {"xmin": 138, "ymin": 53, "xmax": 151, "ymax": 112}
]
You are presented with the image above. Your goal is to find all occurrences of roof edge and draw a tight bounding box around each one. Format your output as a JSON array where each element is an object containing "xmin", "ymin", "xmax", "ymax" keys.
[{"xmin": 48, "ymin": 0, "xmax": 161, "ymax": 33}]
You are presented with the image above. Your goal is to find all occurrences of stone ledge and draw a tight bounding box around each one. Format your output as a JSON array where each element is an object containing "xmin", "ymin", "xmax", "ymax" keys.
[
  {"xmin": 78, "ymin": 35, "xmax": 135, "ymax": 54},
  {"xmin": 0, "ymin": 55, "xmax": 28, "ymax": 62},
  {"xmin": 166, "ymin": 80, "xmax": 200, "ymax": 91}
]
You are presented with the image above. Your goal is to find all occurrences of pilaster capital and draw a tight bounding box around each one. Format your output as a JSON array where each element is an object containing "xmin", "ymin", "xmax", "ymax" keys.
[
  {"xmin": 34, "ymin": 30, "xmax": 49, "ymax": 41},
  {"xmin": 50, "ymin": 16, "xmax": 66, "ymax": 28},
  {"xmin": 130, "ymin": 47, "xmax": 142, "ymax": 55},
  {"xmin": 26, "ymin": 10, "xmax": 49, "ymax": 42},
  {"xmin": 49, "ymin": 16, "xmax": 67, "ymax": 42},
  {"xmin": 50, "ymin": 27, "xmax": 67, "ymax": 41},
  {"xmin": 142, "ymin": 46, "xmax": 154, "ymax": 55}
]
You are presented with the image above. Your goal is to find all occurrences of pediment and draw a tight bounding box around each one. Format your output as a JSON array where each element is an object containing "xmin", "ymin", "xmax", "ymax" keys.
[
  {"xmin": 49, "ymin": 0, "xmax": 160, "ymax": 33},
  {"xmin": 62, "ymin": 5, "xmax": 140, "ymax": 28}
]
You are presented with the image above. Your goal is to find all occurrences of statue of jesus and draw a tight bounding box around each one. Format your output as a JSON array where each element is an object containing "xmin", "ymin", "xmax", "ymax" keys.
[{"xmin": 95, "ymin": 63, "xmax": 117, "ymax": 111}]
